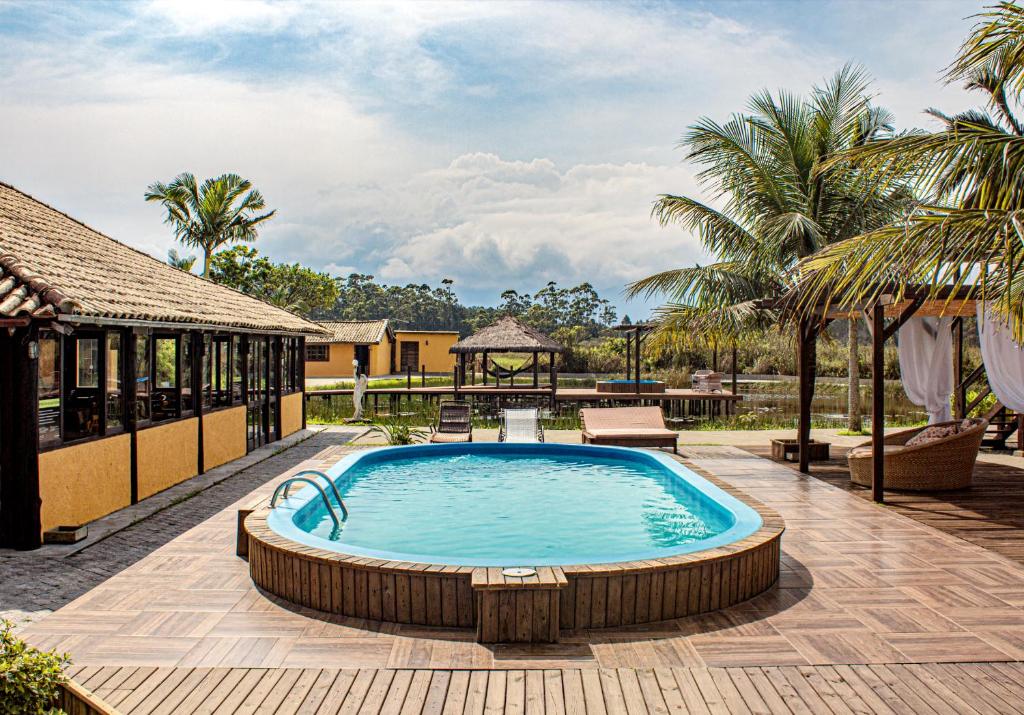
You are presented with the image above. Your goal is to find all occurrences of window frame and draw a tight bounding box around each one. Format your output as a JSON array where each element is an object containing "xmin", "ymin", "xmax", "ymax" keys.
[{"xmin": 305, "ymin": 343, "xmax": 329, "ymax": 362}]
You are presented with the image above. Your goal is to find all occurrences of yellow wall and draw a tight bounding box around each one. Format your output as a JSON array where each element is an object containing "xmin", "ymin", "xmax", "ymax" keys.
[
  {"xmin": 370, "ymin": 335, "xmax": 393, "ymax": 376},
  {"xmin": 280, "ymin": 392, "xmax": 304, "ymax": 437},
  {"xmin": 394, "ymin": 331, "xmax": 458, "ymax": 373},
  {"xmin": 136, "ymin": 418, "xmax": 199, "ymax": 500},
  {"xmin": 305, "ymin": 342, "xmax": 355, "ymax": 378},
  {"xmin": 38, "ymin": 434, "xmax": 131, "ymax": 533},
  {"xmin": 203, "ymin": 406, "xmax": 247, "ymax": 470},
  {"xmin": 304, "ymin": 336, "xmax": 394, "ymax": 378}
]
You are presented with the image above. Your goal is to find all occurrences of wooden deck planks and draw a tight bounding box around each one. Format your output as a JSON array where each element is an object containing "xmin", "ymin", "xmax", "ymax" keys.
[{"xmin": 44, "ymin": 578, "xmax": 1024, "ymax": 711}]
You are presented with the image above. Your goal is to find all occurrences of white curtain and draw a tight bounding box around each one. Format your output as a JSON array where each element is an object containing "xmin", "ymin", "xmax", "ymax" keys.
[
  {"xmin": 898, "ymin": 316, "xmax": 954, "ymax": 424},
  {"xmin": 976, "ymin": 303, "xmax": 1024, "ymax": 412}
]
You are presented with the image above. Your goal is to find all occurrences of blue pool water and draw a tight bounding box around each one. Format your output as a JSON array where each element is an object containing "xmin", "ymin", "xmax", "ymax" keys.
[
  {"xmin": 267, "ymin": 443, "xmax": 761, "ymax": 566},
  {"xmin": 602, "ymin": 379, "xmax": 662, "ymax": 384}
]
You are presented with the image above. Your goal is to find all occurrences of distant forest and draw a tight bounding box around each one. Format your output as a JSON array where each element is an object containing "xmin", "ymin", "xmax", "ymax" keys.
[{"xmin": 315, "ymin": 273, "xmax": 621, "ymax": 338}]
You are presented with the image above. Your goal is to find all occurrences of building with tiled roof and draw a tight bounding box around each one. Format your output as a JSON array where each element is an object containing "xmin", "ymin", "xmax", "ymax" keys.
[
  {"xmin": 305, "ymin": 319, "xmax": 458, "ymax": 378},
  {"xmin": 0, "ymin": 182, "xmax": 321, "ymax": 549}
]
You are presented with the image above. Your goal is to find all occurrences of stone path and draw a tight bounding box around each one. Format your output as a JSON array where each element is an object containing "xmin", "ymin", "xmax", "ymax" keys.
[{"xmin": 0, "ymin": 428, "xmax": 364, "ymax": 628}]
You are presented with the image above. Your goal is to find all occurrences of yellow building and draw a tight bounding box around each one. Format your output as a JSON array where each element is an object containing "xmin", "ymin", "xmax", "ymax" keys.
[
  {"xmin": 0, "ymin": 182, "xmax": 325, "ymax": 550},
  {"xmin": 305, "ymin": 321, "xmax": 458, "ymax": 378}
]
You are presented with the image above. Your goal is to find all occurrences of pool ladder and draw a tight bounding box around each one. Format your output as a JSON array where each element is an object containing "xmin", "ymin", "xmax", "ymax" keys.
[{"xmin": 269, "ymin": 470, "xmax": 348, "ymax": 529}]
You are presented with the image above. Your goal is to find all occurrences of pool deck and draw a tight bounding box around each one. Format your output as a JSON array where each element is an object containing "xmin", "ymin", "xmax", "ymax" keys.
[{"xmin": 15, "ymin": 427, "xmax": 1024, "ymax": 712}]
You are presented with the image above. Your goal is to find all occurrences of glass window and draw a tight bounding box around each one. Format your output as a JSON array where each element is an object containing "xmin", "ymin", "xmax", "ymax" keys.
[
  {"xmin": 65, "ymin": 336, "xmax": 101, "ymax": 441},
  {"xmin": 202, "ymin": 334, "xmax": 212, "ymax": 410},
  {"xmin": 182, "ymin": 335, "xmax": 193, "ymax": 413},
  {"xmin": 211, "ymin": 336, "xmax": 231, "ymax": 407},
  {"xmin": 106, "ymin": 332, "xmax": 123, "ymax": 431},
  {"xmin": 38, "ymin": 330, "xmax": 61, "ymax": 447},
  {"xmin": 135, "ymin": 334, "xmax": 151, "ymax": 422},
  {"xmin": 153, "ymin": 336, "xmax": 179, "ymax": 421},
  {"xmin": 306, "ymin": 344, "xmax": 329, "ymax": 361},
  {"xmin": 77, "ymin": 338, "xmax": 99, "ymax": 388},
  {"xmin": 232, "ymin": 335, "xmax": 243, "ymax": 403}
]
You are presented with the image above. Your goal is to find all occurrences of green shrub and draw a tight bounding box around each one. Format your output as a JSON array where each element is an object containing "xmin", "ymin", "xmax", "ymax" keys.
[
  {"xmin": 0, "ymin": 619, "xmax": 69, "ymax": 714},
  {"xmin": 367, "ymin": 418, "xmax": 429, "ymax": 445}
]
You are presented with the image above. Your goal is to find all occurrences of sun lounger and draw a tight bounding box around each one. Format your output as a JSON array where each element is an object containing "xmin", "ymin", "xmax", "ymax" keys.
[
  {"xmin": 580, "ymin": 406, "xmax": 678, "ymax": 453},
  {"xmin": 430, "ymin": 401, "xmax": 473, "ymax": 443},
  {"xmin": 499, "ymin": 408, "xmax": 544, "ymax": 443}
]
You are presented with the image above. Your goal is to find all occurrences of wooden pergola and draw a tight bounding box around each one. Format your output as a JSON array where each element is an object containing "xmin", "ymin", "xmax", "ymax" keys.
[
  {"xmin": 613, "ymin": 323, "xmax": 654, "ymax": 393},
  {"xmin": 449, "ymin": 316, "xmax": 564, "ymax": 403},
  {"xmin": 785, "ymin": 285, "xmax": 982, "ymax": 503}
]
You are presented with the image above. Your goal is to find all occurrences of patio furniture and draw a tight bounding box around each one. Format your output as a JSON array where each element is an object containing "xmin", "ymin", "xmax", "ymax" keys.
[
  {"xmin": 498, "ymin": 407, "xmax": 544, "ymax": 443},
  {"xmin": 847, "ymin": 418, "xmax": 988, "ymax": 491},
  {"xmin": 580, "ymin": 406, "xmax": 678, "ymax": 453},
  {"xmin": 430, "ymin": 400, "xmax": 473, "ymax": 443},
  {"xmin": 692, "ymin": 370, "xmax": 724, "ymax": 393},
  {"xmin": 772, "ymin": 438, "xmax": 830, "ymax": 462}
]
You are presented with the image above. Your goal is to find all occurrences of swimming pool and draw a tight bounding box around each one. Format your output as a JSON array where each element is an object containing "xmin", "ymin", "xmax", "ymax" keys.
[
  {"xmin": 244, "ymin": 443, "xmax": 783, "ymax": 642},
  {"xmin": 267, "ymin": 443, "xmax": 762, "ymax": 566}
]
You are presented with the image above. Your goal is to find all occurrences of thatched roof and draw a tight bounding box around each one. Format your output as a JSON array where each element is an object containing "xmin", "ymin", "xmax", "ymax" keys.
[
  {"xmin": 309, "ymin": 320, "xmax": 393, "ymax": 344},
  {"xmin": 0, "ymin": 182, "xmax": 325, "ymax": 335},
  {"xmin": 450, "ymin": 315, "xmax": 564, "ymax": 354}
]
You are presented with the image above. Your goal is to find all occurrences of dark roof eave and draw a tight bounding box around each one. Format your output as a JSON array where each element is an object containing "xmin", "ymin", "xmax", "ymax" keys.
[{"xmin": 56, "ymin": 313, "xmax": 328, "ymax": 337}]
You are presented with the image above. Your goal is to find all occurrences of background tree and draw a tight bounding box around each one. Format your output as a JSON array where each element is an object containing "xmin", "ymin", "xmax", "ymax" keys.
[
  {"xmin": 209, "ymin": 246, "xmax": 338, "ymax": 317},
  {"xmin": 166, "ymin": 249, "xmax": 196, "ymax": 272},
  {"xmin": 794, "ymin": 1, "xmax": 1024, "ymax": 340},
  {"xmin": 145, "ymin": 172, "xmax": 275, "ymax": 278},
  {"xmin": 627, "ymin": 65, "xmax": 916, "ymax": 428}
]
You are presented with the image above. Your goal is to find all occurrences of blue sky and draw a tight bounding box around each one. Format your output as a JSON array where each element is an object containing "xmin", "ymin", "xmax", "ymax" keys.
[{"xmin": 0, "ymin": 0, "xmax": 978, "ymax": 316}]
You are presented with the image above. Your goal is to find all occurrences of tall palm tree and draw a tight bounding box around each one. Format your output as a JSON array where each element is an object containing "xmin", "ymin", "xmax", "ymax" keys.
[
  {"xmin": 627, "ymin": 65, "xmax": 915, "ymax": 428},
  {"xmin": 145, "ymin": 173, "xmax": 275, "ymax": 278},
  {"xmin": 793, "ymin": 2, "xmax": 1024, "ymax": 339}
]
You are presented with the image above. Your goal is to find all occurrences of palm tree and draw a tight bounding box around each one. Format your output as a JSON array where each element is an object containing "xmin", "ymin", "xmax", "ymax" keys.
[
  {"xmin": 793, "ymin": 2, "xmax": 1024, "ymax": 339},
  {"xmin": 145, "ymin": 173, "xmax": 275, "ymax": 278},
  {"xmin": 166, "ymin": 249, "xmax": 197, "ymax": 273},
  {"xmin": 627, "ymin": 65, "xmax": 915, "ymax": 428}
]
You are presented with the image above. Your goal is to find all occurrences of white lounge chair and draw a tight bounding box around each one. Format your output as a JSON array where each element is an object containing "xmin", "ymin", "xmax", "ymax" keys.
[{"xmin": 498, "ymin": 408, "xmax": 544, "ymax": 443}]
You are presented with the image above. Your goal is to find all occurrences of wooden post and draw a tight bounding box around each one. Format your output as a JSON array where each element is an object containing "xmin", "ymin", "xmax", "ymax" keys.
[
  {"xmin": 482, "ymin": 351, "xmax": 488, "ymax": 386},
  {"xmin": 421, "ymin": 363, "xmax": 426, "ymax": 387},
  {"xmin": 625, "ymin": 333, "xmax": 631, "ymax": 380},
  {"xmin": 871, "ymin": 302, "xmax": 886, "ymax": 504},
  {"xmin": 731, "ymin": 343, "xmax": 738, "ymax": 395},
  {"xmin": 532, "ymin": 351, "xmax": 539, "ymax": 388},
  {"xmin": 712, "ymin": 344, "xmax": 719, "ymax": 372},
  {"xmin": 273, "ymin": 336, "xmax": 283, "ymax": 443},
  {"xmin": 406, "ymin": 363, "xmax": 412, "ymax": 390},
  {"xmin": 125, "ymin": 329, "xmax": 140, "ymax": 501},
  {"xmin": 549, "ymin": 351, "xmax": 557, "ymax": 408},
  {"xmin": 459, "ymin": 353, "xmax": 467, "ymax": 387},
  {"xmin": 0, "ymin": 324, "xmax": 42, "ymax": 549},
  {"xmin": 634, "ymin": 330, "xmax": 641, "ymax": 394},
  {"xmin": 797, "ymin": 319, "xmax": 816, "ymax": 474},
  {"xmin": 192, "ymin": 332, "xmax": 205, "ymax": 470},
  {"xmin": 453, "ymin": 366, "xmax": 460, "ymax": 398},
  {"xmin": 953, "ymin": 317, "xmax": 964, "ymax": 419},
  {"xmin": 299, "ymin": 336, "xmax": 307, "ymax": 430}
]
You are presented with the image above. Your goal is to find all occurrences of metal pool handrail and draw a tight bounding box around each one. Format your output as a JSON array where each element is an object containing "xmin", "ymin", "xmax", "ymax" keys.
[{"xmin": 269, "ymin": 472, "xmax": 348, "ymax": 527}]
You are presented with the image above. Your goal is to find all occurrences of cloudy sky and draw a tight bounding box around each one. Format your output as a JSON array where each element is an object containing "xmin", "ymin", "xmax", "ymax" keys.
[{"xmin": 0, "ymin": 0, "xmax": 979, "ymax": 315}]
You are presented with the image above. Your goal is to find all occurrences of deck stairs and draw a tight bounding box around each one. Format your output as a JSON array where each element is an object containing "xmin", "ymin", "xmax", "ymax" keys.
[{"xmin": 981, "ymin": 401, "xmax": 1021, "ymax": 450}]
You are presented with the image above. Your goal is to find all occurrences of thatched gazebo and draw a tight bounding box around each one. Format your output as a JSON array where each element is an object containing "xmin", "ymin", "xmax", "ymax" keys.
[{"xmin": 449, "ymin": 315, "xmax": 564, "ymax": 393}]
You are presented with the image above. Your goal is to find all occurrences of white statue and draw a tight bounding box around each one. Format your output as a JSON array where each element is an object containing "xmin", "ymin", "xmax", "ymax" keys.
[{"xmin": 352, "ymin": 360, "xmax": 368, "ymax": 421}]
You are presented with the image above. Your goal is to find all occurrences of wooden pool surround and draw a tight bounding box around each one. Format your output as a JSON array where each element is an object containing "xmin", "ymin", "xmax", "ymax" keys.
[{"xmin": 242, "ymin": 465, "xmax": 783, "ymax": 644}]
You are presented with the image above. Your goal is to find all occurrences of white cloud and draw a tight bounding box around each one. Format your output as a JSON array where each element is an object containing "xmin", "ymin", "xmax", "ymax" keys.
[
  {"xmin": 0, "ymin": 0, "xmax": 985, "ymax": 315},
  {"xmin": 276, "ymin": 153, "xmax": 702, "ymax": 306}
]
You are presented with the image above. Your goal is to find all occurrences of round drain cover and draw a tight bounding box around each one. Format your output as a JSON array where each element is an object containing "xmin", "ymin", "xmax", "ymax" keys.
[{"xmin": 502, "ymin": 567, "xmax": 537, "ymax": 578}]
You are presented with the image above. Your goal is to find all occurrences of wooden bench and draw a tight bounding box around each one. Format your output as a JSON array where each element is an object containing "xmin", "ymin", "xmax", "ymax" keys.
[{"xmin": 472, "ymin": 567, "xmax": 568, "ymax": 643}]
